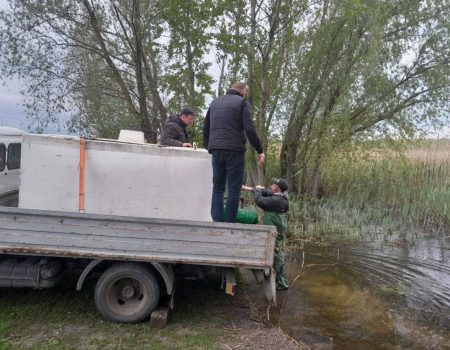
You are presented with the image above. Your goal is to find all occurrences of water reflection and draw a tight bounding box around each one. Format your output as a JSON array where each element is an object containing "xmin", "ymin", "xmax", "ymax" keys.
[{"xmin": 279, "ymin": 234, "xmax": 450, "ymax": 349}]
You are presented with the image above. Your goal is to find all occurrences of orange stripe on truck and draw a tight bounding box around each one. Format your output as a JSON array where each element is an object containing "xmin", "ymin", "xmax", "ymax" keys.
[{"xmin": 79, "ymin": 137, "xmax": 85, "ymax": 213}]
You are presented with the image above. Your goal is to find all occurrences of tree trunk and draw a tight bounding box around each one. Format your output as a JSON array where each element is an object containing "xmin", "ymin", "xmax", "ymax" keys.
[
  {"xmin": 141, "ymin": 50, "xmax": 168, "ymax": 136},
  {"xmin": 310, "ymin": 159, "xmax": 321, "ymax": 199},
  {"xmin": 216, "ymin": 55, "xmax": 226, "ymax": 97},
  {"xmin": 132, "ymin": 0, "xmax": 152, "ymax": 141},
  {"xmin": 83, "ymin": 0, "xmax": 138, "ymax": 119}
]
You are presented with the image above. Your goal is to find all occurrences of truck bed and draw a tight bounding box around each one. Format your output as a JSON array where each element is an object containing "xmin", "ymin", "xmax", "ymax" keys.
[{"xmin": 0, "ymin": 207, "xmax": 276, "ymax": 269}]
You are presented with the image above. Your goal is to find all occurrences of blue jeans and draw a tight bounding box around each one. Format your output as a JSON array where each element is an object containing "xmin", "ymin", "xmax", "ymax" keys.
[{"xmin": 211, "ymin": 150, "xmax": 245, "ymax": 222}]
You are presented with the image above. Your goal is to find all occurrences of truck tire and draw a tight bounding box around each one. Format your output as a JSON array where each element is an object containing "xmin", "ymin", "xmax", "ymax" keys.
[{"xmin": 94, "ymin": 263, "xmax": 160, "ymax": 323}]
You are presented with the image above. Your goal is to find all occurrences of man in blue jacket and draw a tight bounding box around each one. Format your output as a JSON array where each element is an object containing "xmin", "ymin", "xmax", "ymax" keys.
[{"xmin": 203, "ymin": 82, "xmax": 265, "ymax": 223}]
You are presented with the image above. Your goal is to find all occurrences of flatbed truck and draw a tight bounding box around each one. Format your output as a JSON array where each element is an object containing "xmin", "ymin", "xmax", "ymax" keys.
[
  {"xmin": 0, "ymin": 206, "xmax": 276, "ymax": 323},
  {"xmin": 0, "ymin": 131, "xmax": 277, "ymax": 324}
]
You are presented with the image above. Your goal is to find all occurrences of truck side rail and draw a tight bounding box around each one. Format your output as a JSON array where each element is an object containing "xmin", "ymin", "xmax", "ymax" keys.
[{"xmin": 0, "ymin": 207, "xmax": 276, "ymax": 269}]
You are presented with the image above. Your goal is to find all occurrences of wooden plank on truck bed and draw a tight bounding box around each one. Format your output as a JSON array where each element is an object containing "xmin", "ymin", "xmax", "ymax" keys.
[{"xmin": 0, "ymin": 207, "xmax": 276, "ymax": 269}]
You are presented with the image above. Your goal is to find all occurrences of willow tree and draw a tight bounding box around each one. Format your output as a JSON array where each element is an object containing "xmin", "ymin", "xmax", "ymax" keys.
[
  {"xmin": 279, "ymin": 0, "xmax": 450, "ymax": 196},
  {"xmin": 0, "ymin": 0, "xmax": 216, "ymax": 141},
  {"xmin": 214, "ymin": 0, "xmax": 299, "ymax": 185},
  {"xmin": 161, "ymin": 0, "xmax": 215, "ymax": 113}
]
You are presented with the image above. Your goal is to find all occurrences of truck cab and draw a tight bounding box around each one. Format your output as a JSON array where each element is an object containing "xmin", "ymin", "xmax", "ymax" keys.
[{"xmin": 0, "ymin": 127, "xmax": 23, "ymax": 205}]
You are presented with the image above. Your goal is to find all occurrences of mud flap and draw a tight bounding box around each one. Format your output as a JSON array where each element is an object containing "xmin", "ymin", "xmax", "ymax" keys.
[
  {"xmin": 252, "ymin": 268, "xmax": 276, "ymax": 305},
  {"xmin": 223, "ymin": 268, "xmax": 236, "ymax": 296},
  {"xmin": 263, "ymin": 269, "xmax": 276, "ymax": 305}
]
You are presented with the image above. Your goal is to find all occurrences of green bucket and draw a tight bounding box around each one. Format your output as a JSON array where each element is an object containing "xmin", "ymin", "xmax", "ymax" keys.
[{"xmin": 223, "ymin": 207, "xmax": 259, "ymax": 224}]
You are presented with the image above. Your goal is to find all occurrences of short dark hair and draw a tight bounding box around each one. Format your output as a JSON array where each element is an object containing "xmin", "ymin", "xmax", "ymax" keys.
[{"xmin": 179, "ymin": 107, "xmax": 196, "ymax": 117}]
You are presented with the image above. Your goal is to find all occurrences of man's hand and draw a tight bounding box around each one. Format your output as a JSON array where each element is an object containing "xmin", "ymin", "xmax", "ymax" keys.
[
  {"xmin": 182, "ymin": 143, "xmax": 193, "ymax": 148},
  {"xmin": 242, "ymin": 185, "xmax": 253, "ymax": 191},
  {"xmin": 257, "ymin": 153, "xmax": 265, "ymax": 166},
  {"xmin": 255, "ymin": 185, "xmax": 265, "ymax": 190}
]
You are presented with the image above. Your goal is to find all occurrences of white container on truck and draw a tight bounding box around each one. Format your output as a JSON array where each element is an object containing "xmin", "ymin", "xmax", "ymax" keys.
[{"xmin": 19, "ymin": 133, "xmax": 213, "ymax": 221}]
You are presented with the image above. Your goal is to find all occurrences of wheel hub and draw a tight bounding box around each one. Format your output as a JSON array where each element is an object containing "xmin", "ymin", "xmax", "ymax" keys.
[{"xmin": 121, "ymin": 284, "xmax": 136, "ymax": 299}]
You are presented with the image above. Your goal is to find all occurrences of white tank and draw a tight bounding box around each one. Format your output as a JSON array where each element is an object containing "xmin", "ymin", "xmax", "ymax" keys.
[{"xmin": 19, "ymin": 133, "xmax": 213, "ymax": 222}]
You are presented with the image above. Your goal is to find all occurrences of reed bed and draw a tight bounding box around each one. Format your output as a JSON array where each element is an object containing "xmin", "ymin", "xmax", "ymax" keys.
[{"xmin": 288, "ymin": 140, "xmax": 450, "ymax": 240}]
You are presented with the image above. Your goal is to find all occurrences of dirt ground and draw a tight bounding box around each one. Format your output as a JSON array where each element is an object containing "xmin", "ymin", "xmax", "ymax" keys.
[
  {"xmin": 218, "ymin": 270, "xmax": 306, "ymax": 350},
  {"xmin": 218, "ymin": 292, "xmax": 304, "ymax": 350}
]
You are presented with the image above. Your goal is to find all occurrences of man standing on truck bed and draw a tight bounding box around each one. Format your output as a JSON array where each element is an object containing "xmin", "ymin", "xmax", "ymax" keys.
[
  {"xmin": 242, "ymin": 178, "xmax": 290, "ymax": 290},
  {"xmin": 160, "ymin": 107, "xmax": 196, "ymax": 147},
  {"xmin": 203, "ymin": 82, "xmax": 265, "ymax": 223}
]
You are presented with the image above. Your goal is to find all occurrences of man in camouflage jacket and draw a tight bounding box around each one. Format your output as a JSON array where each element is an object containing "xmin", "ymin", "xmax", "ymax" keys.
[{"xmin": 242, "ymin": 178, "xmax": 289, "ymax": 290}]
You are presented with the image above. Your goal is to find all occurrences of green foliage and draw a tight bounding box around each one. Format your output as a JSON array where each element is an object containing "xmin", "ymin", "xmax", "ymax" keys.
[
  {"xmin": 288, "ymin": 140, "xmax": 450, "ymax": 240},
  {"xmin": 321, "ymin": 144, "xmax": 450, "ymax": 227},
  {"xmin": 263, "ymin": 138, "xmax": 282, "ymax": 182},
  {"xmin": 160, "ymin": 0, "xmax": 216, "ymax": 113},
  {"xmin": 279, "ymin": 0, "xmax": 450, "ymax": 194},
  {"xmin": 0, "ymin": 0, "xmax": 217, "ymax": 140}
]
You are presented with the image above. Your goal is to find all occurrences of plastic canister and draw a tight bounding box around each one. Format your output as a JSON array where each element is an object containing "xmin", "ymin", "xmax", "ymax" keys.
[{"xmin": 223, "ymin": 207, "xmax": 259, "ymax": 224}]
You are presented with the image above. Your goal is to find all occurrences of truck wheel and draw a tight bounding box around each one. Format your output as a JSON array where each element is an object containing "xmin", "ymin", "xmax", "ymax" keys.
[{"xmin": 94, "ymin": 263, "xmax": 160, "ymax": 323}]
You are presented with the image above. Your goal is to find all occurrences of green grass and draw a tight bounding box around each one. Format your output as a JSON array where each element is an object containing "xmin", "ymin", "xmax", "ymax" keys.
[{"xmin": 0, "ymin": 278, "xmax": 235, "ymax": 350}]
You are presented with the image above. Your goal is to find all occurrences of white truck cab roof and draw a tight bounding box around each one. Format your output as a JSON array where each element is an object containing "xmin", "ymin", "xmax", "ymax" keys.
[{"xmin": 0, "ymin": 126, "xmax": 24, "ymax": 136}]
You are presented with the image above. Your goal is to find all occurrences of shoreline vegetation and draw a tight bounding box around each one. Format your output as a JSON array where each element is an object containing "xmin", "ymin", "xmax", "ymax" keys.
[{"xmin": 283, "ymin": 139, "xmax": 450, "ymax": 245}]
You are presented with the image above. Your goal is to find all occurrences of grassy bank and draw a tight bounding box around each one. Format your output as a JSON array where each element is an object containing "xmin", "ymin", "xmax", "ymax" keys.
[
  {"xmin": 0, "ymin": 279, "xmax": 228, "ymax": 350},
  {"xmin": 288, "ymin": 140, "xmax": 450, "ymax": 241},
  {"xmin": 0, "ymin": 276, "xmax": 301, "ymax": 350}
]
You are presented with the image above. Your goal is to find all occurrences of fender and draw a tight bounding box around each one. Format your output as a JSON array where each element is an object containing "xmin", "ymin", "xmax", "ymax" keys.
[
  {"xmin": 76, "ymin": 260, "xmax": 175, "ymax": 295},
  {"xmin": 76, "ymin": 259, "xmax": 102, "ymax": 290},
  {"xmin": 151, "ymin": 262, "xmax": 174, "ymax": 295}
]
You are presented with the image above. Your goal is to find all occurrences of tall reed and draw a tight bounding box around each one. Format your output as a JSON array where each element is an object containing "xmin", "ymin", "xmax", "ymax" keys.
[{"xmin": 288, "ymin": 140, "xmax": 450, "ymax": 239}]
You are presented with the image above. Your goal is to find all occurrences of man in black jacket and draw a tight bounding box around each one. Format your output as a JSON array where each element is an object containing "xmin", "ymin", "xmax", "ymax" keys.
[
  {"xmin": 203, "ymin": 82, "xmax": 265, "ymax": 223},
  {"xmin": 160, "ymin": 107, "xmax": 196, "ymax": 147}
]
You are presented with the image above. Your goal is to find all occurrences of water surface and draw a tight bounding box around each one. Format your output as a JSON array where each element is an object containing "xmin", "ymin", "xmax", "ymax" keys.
[{"xmin": 278, "ymin": 234, "xmax": 450, "ymax": 349}]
